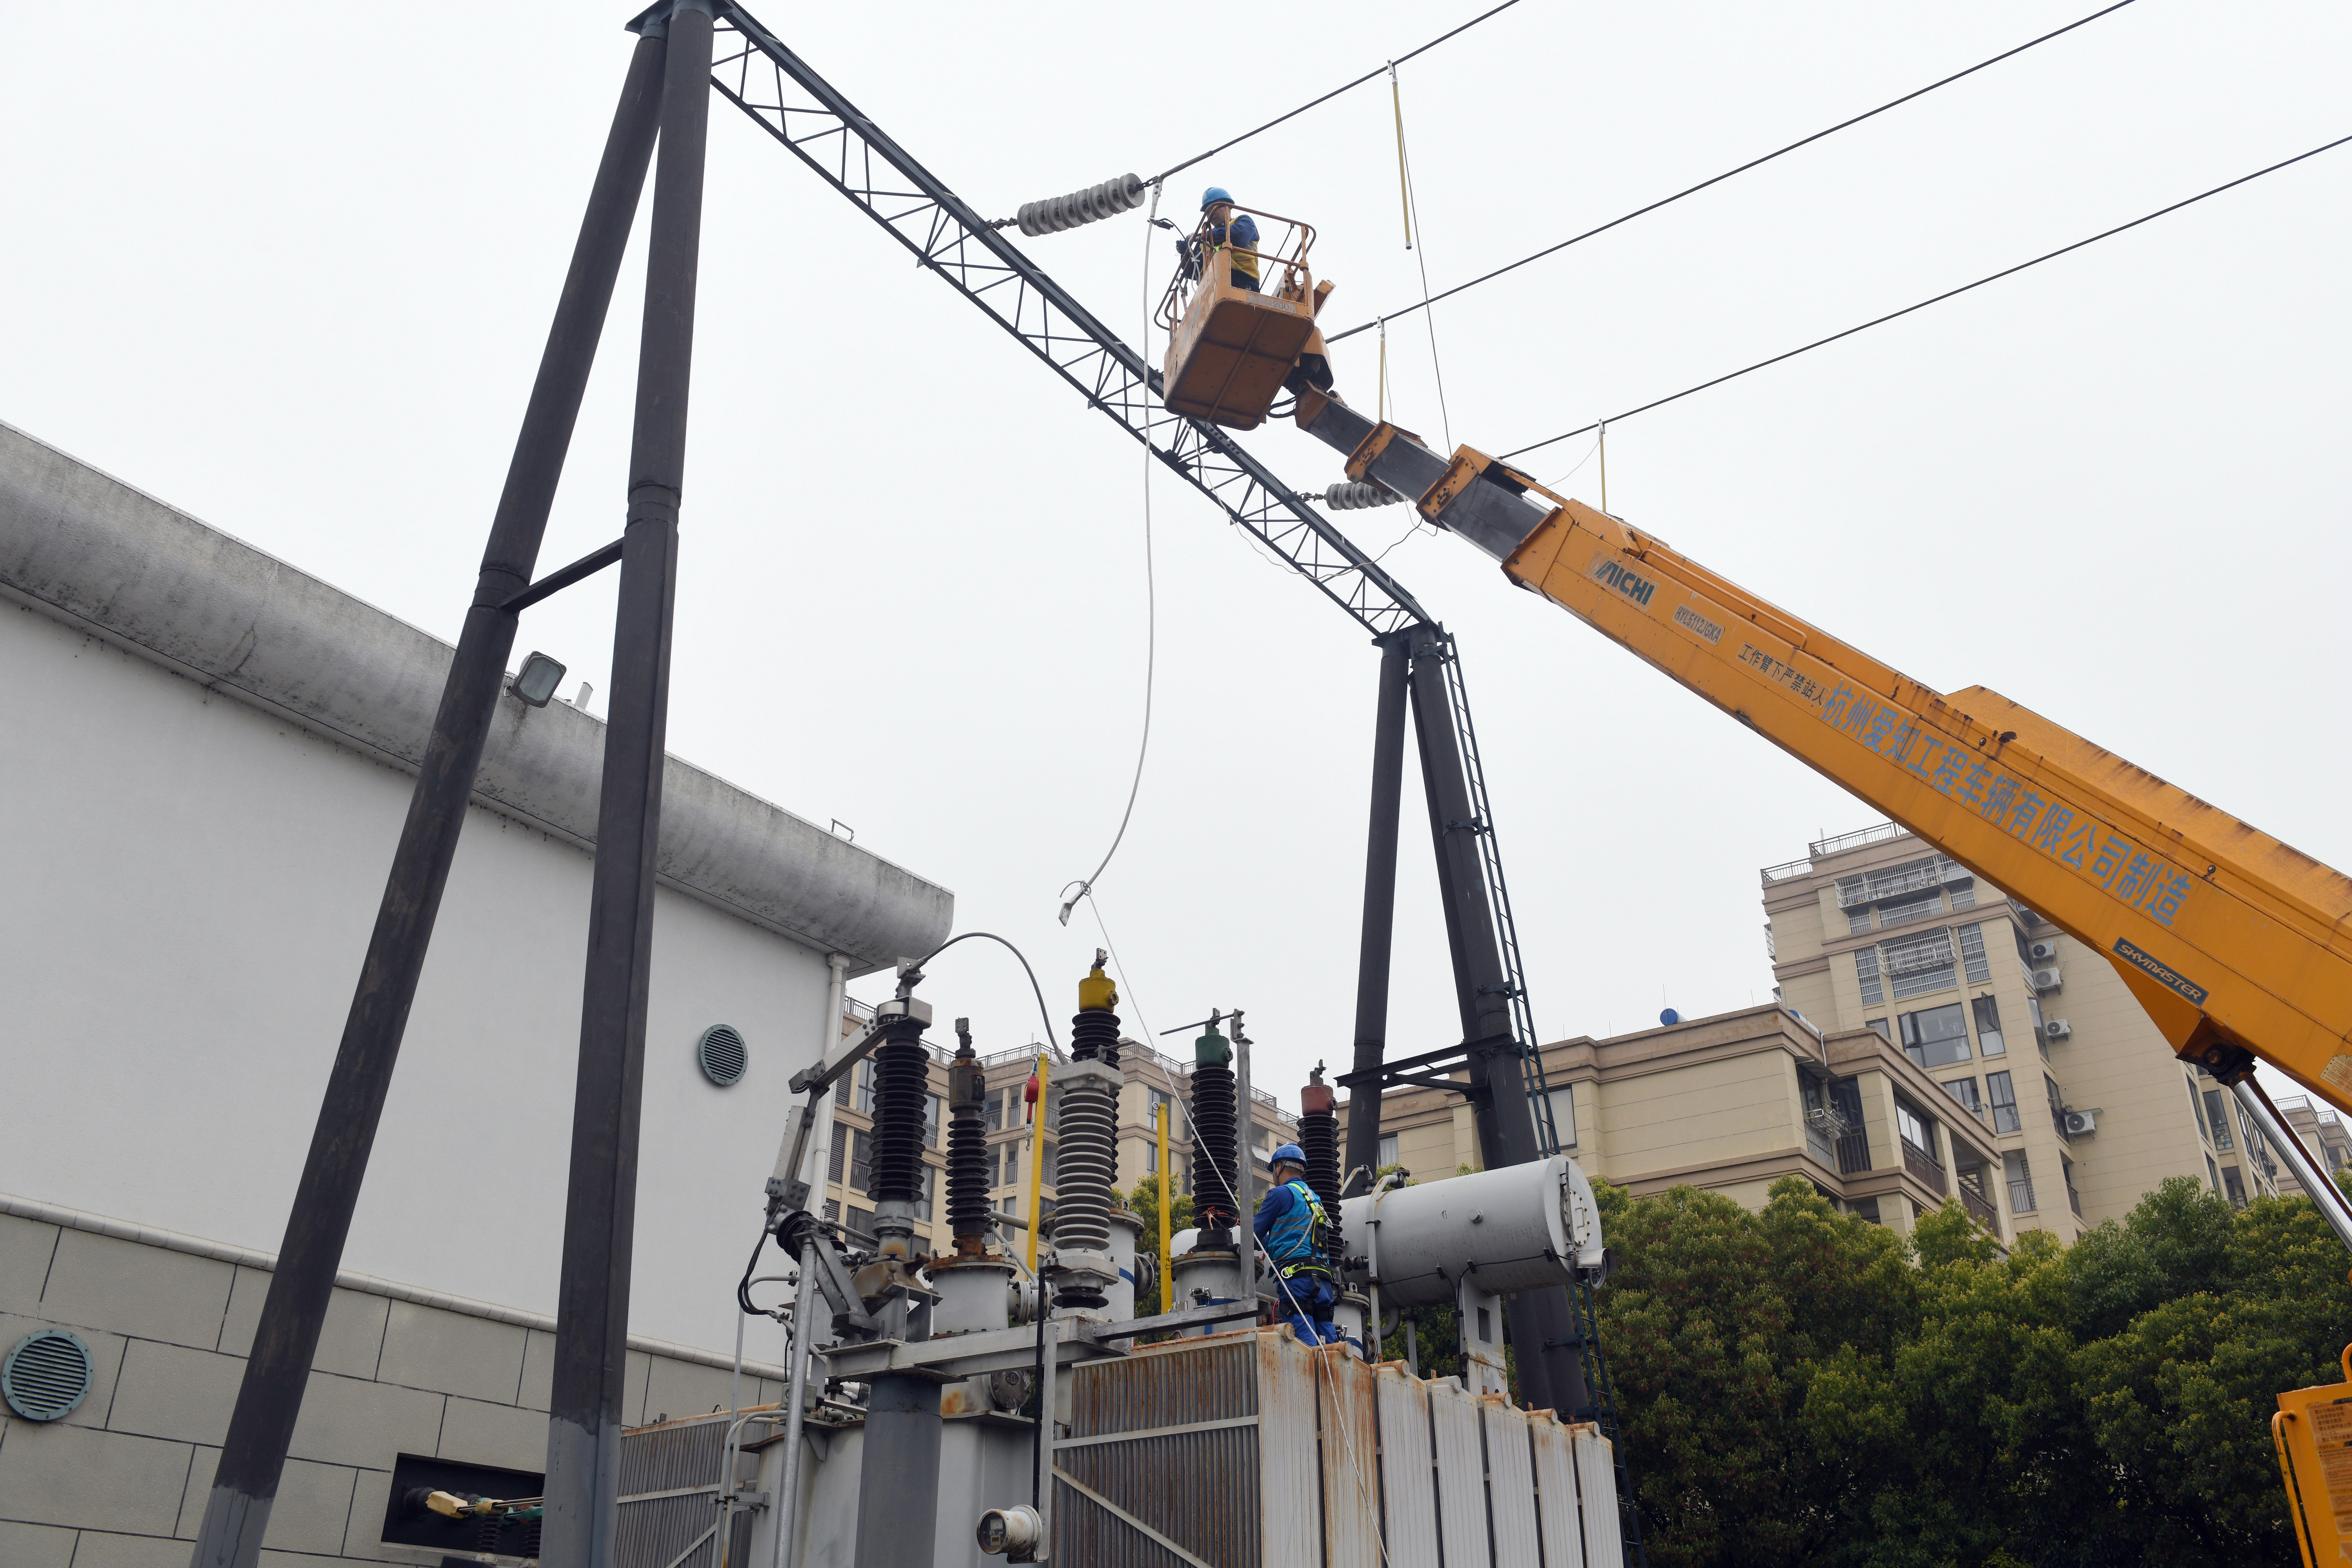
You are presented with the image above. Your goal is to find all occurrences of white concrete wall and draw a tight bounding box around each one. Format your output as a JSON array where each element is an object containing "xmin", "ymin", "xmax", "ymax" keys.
[{"xmin": 0, "ymin": 594, "xmax": 818, "ymax": 1365}]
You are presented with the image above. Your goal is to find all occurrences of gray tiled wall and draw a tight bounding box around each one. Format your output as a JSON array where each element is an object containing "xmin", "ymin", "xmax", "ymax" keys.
[{"xmin": 0, "ymin": 1214, "xmax": 786, "ymax": 1564}]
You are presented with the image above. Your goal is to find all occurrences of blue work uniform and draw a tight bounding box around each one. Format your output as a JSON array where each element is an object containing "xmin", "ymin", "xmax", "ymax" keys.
[
  {"xmin": 1179, "ymin": 212, "xmax": 1262, "ymax": 292},
  {"xmin": 1253, "ymin": 1178, "xmax": 1340, "ymax": 1345}
]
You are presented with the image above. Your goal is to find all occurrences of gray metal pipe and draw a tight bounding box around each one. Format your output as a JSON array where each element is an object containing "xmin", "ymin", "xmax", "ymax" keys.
[
  {"xmin": 542, "ymin": 7, "xmax": 714, "ymax": 1566},
  {"xmin": 186, "ymin": 33, "xmax": 668, "ymax": 1568},
  {"xmin": 855, "ymin": 1375, "xmax": 945, "ymax": 1568},
  {"xmin": 771, "ymin": 1241, "xmax": 819, "ymax": 1568},
  {"xmin": 2232, "ymin": 1077, "xmax": 2352, "ymax": 1254}
]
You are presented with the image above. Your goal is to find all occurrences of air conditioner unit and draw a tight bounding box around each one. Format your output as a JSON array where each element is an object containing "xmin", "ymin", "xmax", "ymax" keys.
[
  {"xmin": 2032, "ymin": 967, "xmax": 2063, "ymax": 991},
  {"xmin": 2029, "ymin": 940, "xmax": 2059, "ymax": 962},
  {"xmin": 2063, "ymin": 1108, "xmax": 2099, "ymax": 1136},
  {"xmin": 2044, "ymin": 1019, "xmax": 2072, "ymax": 1042}
]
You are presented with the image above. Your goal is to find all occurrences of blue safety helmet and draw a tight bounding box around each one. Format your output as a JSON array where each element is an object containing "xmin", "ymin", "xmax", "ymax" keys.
[
  {"xmin": 1268, "ymin": 1142, "xmax": 1306, "ymax": 1168},
  {"xmin": 1200, "ymin": 185, "xmax": 1233, "ymax": 210}
]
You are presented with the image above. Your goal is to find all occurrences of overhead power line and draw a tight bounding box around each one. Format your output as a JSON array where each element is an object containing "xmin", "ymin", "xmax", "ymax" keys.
[
  {"xmin": 1151, "ymin": 0, "xmax": 1525, "ymax": 186},
  {"xmin": 1327, "ymin": 0, "xmax": 2141, "ymax": 344},
  {"xmin": 1497, "ymin": 132, "xmax": 2352, "ymax": 462}
]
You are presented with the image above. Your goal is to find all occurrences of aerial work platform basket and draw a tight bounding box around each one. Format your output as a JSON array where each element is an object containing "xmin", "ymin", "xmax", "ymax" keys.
[{"xmin": 1159, "ymin": 205, "xmax": 1334, "ymax": 431}]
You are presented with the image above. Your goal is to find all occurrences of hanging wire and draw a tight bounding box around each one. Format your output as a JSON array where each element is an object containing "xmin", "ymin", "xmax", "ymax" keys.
[
  {"xmin": 1056, "ymin": 187, "xmax": 1163, "ymax": 926},
  {"xmin": 1150, "ymin": 0, "xmax": 1527, "ymax": 184},
  {"xmin": 1326, "ymin": 0, "xmax": 2146, "ymax": 343},
  {"xmin": 1497, "ymin": 131, "xmax": 2352, "ymax": 461},
  {"xmin": 1391, "ymin": 65, "xmax": 1452, "ymax": 453}
]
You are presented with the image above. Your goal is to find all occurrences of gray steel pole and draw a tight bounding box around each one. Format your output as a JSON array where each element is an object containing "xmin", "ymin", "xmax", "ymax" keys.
[
  {"xmin": 1344, "ymin": 632, "xmax": 1411, "ymax": 1183},
  {"xmin": 2233, "ymin": 1077, "xmax": 2352, "ymax": 1253},
  {"xmin": 855, "ymin": 1375, "xmax": 947, "ymax": 1568},
  {"xmin": 540, "ymin": 7, "xmax": 713, "ymax": 1565},
  {"xmin": 771, "ymin": 1241, "xmax": 819, "ymax": 1568},
  {"xmin": 1406, "ymin": 633, "xmax": 1589, "ymax": 1418},
  {"xmin": 187, "ymin": 36, "xmax": 666, "ymax": 1568}
]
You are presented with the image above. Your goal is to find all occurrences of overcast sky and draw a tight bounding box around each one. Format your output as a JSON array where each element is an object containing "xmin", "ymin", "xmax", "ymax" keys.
[{"xmin": 5, "ymin": 1, "xmax": 2345, "ymax": 1116}]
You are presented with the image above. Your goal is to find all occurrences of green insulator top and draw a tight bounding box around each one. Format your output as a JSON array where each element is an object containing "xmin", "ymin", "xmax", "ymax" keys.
[{"xmin": 1194, "ymin": 1025, "xmax": 1231, "ymax": 1069}]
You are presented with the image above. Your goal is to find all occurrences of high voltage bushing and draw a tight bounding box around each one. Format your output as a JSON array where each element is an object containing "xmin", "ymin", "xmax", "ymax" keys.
[
  {"xmin": 1052, "ymin": 958, "xmax": 1123, "ymax": 1311},
  {"xmin": 1190, "ymin": 1017, "xmax": 1239, "ymax": 1238},
  {"xmin": 1323, "ymin": 480, "xmax": 1407, "ymax": 511},
  {"xmin": 1015, "ymin": 172, "xmax": 1145, "ymax": 237},
  {"xmin": 868, "ymin": 1026, "xmax": 929, "ymax": 1212},
  {"xmin": 946, "ymin": 1021, "xmax": 991, "ymax": 1253},
  {"xmin": 1299, "ymin": 1064, "xmax": 1344, "ymax": 1274}
]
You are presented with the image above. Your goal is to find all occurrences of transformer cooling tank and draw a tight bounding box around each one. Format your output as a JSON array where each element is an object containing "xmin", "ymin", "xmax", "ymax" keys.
[{"xmin": 1339, "ymin": 1153, "xmax": 1604, "ymax": 1309}]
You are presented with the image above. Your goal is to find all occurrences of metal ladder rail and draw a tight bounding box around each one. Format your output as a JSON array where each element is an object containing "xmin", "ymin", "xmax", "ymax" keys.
[
  {"xmin": 1434, "ymin": 631, "xmax": 1563, "ymax": 1155},
  {"xmin": 1573, "ymin": 1275, "xmax": 1650, "ymax": 1567},
  {"xmin": 706, "ymin": 5, "xmax": 1430, "ymax": 641}
]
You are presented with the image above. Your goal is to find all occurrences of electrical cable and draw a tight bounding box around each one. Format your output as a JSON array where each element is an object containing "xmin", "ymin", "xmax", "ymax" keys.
[
  {"xmin": 1326, "ymin": 0, "xmax": 2143, "ymax": 344},
  {"xmin": 1054, "ymin": 190, "xmax": 1163, "ymax": 930},
  {"xmin": 1498, "ymin": 131, "xmax": 2352, "ymax": 462},
  {"xmin": 909, "ymin": 931, "xmax": 1065, "ymax": 1062},
  {"xmin": 1150, "ymin": 0, "xmax": 1526, "ymax": 185},
  {"xmin": 1391, "ymin": 65, "xmax": 1453, "ymax": 454}
]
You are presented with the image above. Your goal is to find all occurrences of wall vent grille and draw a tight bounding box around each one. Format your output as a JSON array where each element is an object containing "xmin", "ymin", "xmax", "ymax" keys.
[
  {"xmin": 3, "ymin": 1330, "xmax": 92, "ymax": 1421},
  {"xmin": 697, "ymin": 1024, "xmax": 748, "ymax": 1087}
]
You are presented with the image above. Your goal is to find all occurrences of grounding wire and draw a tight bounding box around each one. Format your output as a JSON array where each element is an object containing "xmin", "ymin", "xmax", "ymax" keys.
[
  {"xmin": 1054, "ymin": 188, "xmax": 1163, "ymax": 931},
  {"xmin": 1325, "ymin": 0, "xmax": 2143, "ymax": 344},
  {"xmin": 909, "ymin": 931, "xmax": 1065, "ymax": 1063},
  {"xmin": 1498, "ymin": 131, "xmax": 2352, "ymax": 462},
  {"xmin": 1149, "ymin": 0, "xmax": 1525, "ymax": 185},
  {"xmin": 1391, "ymin": 64, "xmax": 1453, "ymax": 455}
]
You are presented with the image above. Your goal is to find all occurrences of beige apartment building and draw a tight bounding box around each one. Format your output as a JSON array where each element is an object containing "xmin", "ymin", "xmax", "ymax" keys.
[
  {"xmin": 816, "ymin": 1004, "xmax": 1296, "ymax": 1253},
  {"xmin": 1342, "ymin": 1004, "xmax": 2022, "ymax": 1243},
  {"xmin": 1766, "ymin": 823, "xmax": 2282, "ymax": 1238},
  {"xmin": 2273, "ymin": 1094, "xmax": 2352, "ymax": 1201}
]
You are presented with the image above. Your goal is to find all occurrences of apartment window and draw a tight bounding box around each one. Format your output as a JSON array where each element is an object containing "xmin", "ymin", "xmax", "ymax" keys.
[
  {"xmin": 985, "ymin": 1091, "xmax": 1004, "ymax": 1133},
  {"xmin": 1866, "ymin": 1018, "xmax": 1890, "ymax": 1040},
  {"xmin": 2004, "ymin": 1151, "xmax": 2037, "ymax": 1213},
  {"xmin": 828, "ymin": 1133, "xmax": 847, "ymax": 1183},
  {"xmin": 1987, "ymin": 1071, "xmax": 2021, "ymax": 1134},
  {"xmin": 2186, "ymin": 1079, "xmax": 2210, "ymax": 1143},
  {"xmin": 2206, "ymin": 1154, "xmax": 2222, "ymax": 1196},
  {"xmin": 1958, "ymin": 924, "xmax": 1991, "ymax": 985},
  {"xmin": 854, "ymin": 1059, "xmax": 876, "ymax": 1115},
  {"xmin": 845, "ymin": 1204, "xmax": 874, "ymax": 1239},
  {"xmin": 1856, "ymin": 948, "xmax": 1884, "ymax": 1005},
  {"xmin": 1848, "ymin": 906, "xmax": 1874, "ymax": 935},
  {"xmin": 1045, "ymin": 1084, "xmax": 1064, "ymax": 1131},
  {"xmin": 2046, "ymin": 1077, "xmax": 2070, "ymax": 1142},
  {"xmin": 997, "ymin": 1142, "xmax": 1020, "ymax": 1187},
  {"xmin": 923, "ymin": 1092, "xmax": 943, "ymax": 1150},
  {"xmin": 1148, "ymin": 1088, "xmax": 1183, "ymax": 1139},
  {"xmin": 1943, "ymin": 1077, "xmax": 1983, "ymax": 1116},
  {"xmin": 834, "ymin": 1071, "xmax": 851, "ymax": 1109},
  {"xmin": 1145, "ymin": 1141, "xmax": 1156, "ymax": 1173},
  {"xmin": 1881, "ymin": 892, "xmax": 1941, "ymax": 926},
  {"xmin": 1899, "ymin": 1003, "xmax": 1971, "ymax": 1069},
  {"xmin": 1885, "ymin": 931, "xmax": 1958, "ymax": 1000},
  {"xmin": 1949, "ymin": 880, "xmax": 1977, "ymax": 910},
  {"xmin": 915, "ymin": 1163, "xmax": 936, "ymax": 1223},
  {"xmin": 848, "ymin": 1127, "xmax": 874, "ymax": 1192},
  {"xmin": 1971, "ymin": 996, "xmax": 2006, "ymax": 1057},
  {"xmin": 2013, "ymin": 926, "xmax": 2036, "ymax": 966},
  {"xmin": 1851, "ymin": 1197, "xmax": 1883, "ymax": 1225},
  {"xmin": 2028, "ymin": 995, "xmax": 2047, "ymax": 1054},
  {"xmin": 1378, "ymin": 1133, "xmax": 1399, "ymax": 1169},
  {"xmin": 2202, "ymin": 1092, "xmax": 2233, "ymax": 1150},
  {"xmin": 2063, "ymin": 1158, "xmax": 2083, "ymax": 1218},
  {"xmin": 1895, "ymin": 1099, "xmax": 1931, "ymax": 1155},
  {"xmin": 1540, "ymin": 1085, "xmax": 1577, "ymax": 1149},
  {"xmin": 1041, "ymin": 1141, "xmax": 1057, "ymax": 1187},
  {"xmin": 822, "ymin": 1198, "xmax": 840, "ymax": 1223}
]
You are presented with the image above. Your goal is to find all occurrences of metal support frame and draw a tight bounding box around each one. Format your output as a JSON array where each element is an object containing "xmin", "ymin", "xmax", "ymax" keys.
[
  {"xmin": 187, "ymin": 32, "xmax": 670, "ymax": 1568},
  {"xmin": 543, "ymin": 8, "xmax": 714, "ymax": 1565},
  {"xmin": 1345, "ymin": 631, "xmax": 1411, "ymax": 1184}
]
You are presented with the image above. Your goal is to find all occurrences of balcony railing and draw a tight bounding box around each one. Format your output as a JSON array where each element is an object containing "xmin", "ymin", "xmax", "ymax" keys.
[
  {"xmin": 1838, "ymin": 857, "xmax": 1961, "ymax": 909},
  {"xmin": 1812, "ymin": 822, "xmax": 1907, "ymax": 858},
  {"xmin": 1902, "ymin": 1139, "xmax": 1948, "ymax": 1195},
  {"xmin": 1761, "ymin": 857, "xmax": 1813, "ymax": 885},
  {"xmin": 1835, "ymin": 1130, "xmax": 1872, "ymax": 1176},
  {"xmin": 1958, "ymin": 1183, "xmax": 1998, "ymax": 1231}
]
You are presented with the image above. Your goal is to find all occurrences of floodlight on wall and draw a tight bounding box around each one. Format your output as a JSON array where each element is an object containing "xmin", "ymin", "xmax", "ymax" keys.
[{"xmin": 511, "ymin": 651, "xmax": 567, "ymax": 707}]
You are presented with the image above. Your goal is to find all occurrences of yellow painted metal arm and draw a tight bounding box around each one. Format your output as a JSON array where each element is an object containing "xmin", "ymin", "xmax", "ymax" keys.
[{"xmin": 1484, "ymin": 474, "xmax": 2352, "ymax": 1110}]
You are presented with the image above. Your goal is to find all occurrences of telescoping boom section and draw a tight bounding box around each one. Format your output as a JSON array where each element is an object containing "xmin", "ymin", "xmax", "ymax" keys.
[{"xmin": 1294, "ymin": 390, "xmax": 2352, "ymax": 1115}]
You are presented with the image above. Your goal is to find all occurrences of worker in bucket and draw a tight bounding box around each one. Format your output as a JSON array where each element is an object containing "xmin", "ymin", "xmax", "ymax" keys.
[
  {"xmin": 1178, "ymin": 186, "xmax": 1260, "ymax": 292},
  {"xmin": 1253, "ymin": 1143, "xmax": 1341, "ymax": 1345}
]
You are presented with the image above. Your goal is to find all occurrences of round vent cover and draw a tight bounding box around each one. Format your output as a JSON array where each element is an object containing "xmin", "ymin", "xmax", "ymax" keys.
[
  {"xmin": 697, "ymin": 1024, "xmax": 748, "ymax": 1087},
  {"xmin": 3, "ymin": 1330, "xmax": 93, "ymax": 1422}
]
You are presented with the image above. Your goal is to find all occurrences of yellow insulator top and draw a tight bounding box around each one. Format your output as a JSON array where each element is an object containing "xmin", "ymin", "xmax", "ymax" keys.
[{"xmin": 1079, "ymin": 950, "xmax": 1118, "ymax": 1013}]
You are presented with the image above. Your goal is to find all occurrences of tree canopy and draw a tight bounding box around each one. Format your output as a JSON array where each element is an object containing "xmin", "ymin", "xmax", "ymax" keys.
[{"xmin": 1590, "ymin": 1173, "xmax": 2351, "ymax": 1567}]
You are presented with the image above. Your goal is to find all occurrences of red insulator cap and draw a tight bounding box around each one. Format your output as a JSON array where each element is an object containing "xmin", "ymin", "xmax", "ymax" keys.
[{"xmin": 1301, "ymin": 1084, "xmax": 1335, "ymax": 1116}]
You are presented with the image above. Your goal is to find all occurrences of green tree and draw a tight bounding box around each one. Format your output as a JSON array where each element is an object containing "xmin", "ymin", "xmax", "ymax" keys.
[{"xmin": 1125, "ymin": 1174, "xmax": 1193, "ymax": 1262}]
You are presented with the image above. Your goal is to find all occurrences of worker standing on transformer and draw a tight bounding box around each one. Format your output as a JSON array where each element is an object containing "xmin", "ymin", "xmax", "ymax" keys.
[
  {"xmin": 1179, "ymin": 186, "xmax": 1260, "ymax": 292},
  {"xmin": 1253, "ymin": 1143, "xmax": 1340, "ymax": 1344}
]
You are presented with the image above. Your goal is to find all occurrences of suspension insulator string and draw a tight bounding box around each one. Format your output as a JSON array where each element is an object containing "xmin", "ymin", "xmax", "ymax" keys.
[{"xmin": 1002, "ymin": 172, "xmax": 1147, "ymax": 236}]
